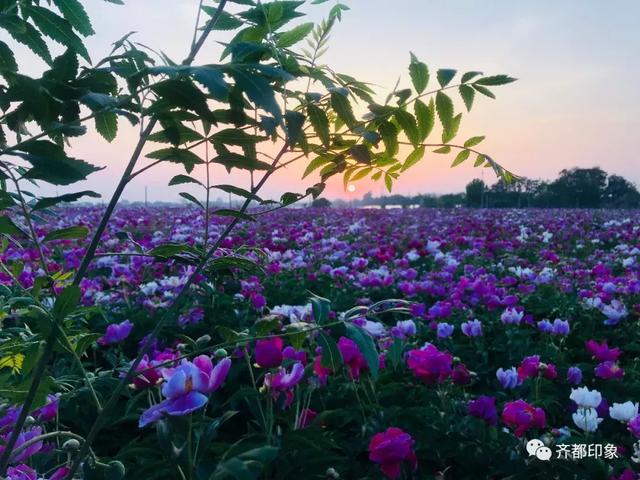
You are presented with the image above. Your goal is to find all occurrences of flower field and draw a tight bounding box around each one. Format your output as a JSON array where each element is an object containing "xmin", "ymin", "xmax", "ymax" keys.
[{"xmin": 1, "ymin": 206, "xmax": 639, "ymax": 479}]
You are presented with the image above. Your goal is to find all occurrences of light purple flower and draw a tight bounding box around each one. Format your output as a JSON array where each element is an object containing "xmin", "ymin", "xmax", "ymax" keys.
[
  {"xmin": 537, "ymin": 319, "xmax": 553, "ymax": 333},
  {"xmin": 461, "ymin": 319, "xmax": 482, "ymax": 337},
  {"xmin": 566, "ymin": 366, "xmax": 583, "ymax": 385},
  {"xmin": 436, "ymin": 322, "xmax": 454, "ymax": 339},
  {"xmin": 393, "ymin": 319, "xmax": 417, "ymax": 338},
  {"xmin": 551, "ymin": 319, "xmax": 570, "ymax": 336},
  {"xmin": 496, "ymin": 367, "xmax": 519, "ymax": 389},
  {"xmin": 98, "ymin": 319, "xmax": 133, "ymax": 346},
  {"xmin": 264, "ymin": 362, "xmax": 305, "ymax": 391},
  {"xmin": 500, "ymin": 307, "xmax": 524, "ymax": 325},
  {"xmin": 6, "ymin": 464, "xmax": 36, "ymax": 480},
  {"xmin": 139, "ymin": 357, "xmax": 231, "ymax": 427}
]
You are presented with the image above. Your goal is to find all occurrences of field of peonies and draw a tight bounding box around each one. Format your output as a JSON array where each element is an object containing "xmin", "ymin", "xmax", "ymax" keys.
[{"xmin": 1, "ymin": 206, "xmax": 640, "ymax": 479}]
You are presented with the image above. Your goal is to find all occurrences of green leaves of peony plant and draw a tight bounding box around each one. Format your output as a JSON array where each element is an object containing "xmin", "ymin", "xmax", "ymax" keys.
[{"xmin": 0, "ymin": 0, "xmax": 516, "ymax": 477}]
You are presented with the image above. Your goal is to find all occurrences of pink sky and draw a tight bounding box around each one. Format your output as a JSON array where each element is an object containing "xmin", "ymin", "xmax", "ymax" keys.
[{"xmin": 8, "ymin": 1, "xmax": 640, "ymax": 202}]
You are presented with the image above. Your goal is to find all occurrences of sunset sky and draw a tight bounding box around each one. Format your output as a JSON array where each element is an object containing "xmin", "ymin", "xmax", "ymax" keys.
[{"xmin": 9, "ymin": 0, "xmax": 640, "ymax": 202}]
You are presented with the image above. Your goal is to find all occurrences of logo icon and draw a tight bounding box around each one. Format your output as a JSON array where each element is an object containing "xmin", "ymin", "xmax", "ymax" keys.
[{"xmin": 526, "ymin": 439, "xmax": 552, "ymax": 461}]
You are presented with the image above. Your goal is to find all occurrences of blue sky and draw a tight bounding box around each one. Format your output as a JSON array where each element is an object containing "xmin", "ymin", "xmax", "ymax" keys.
[{"xmin": 9, "ymin": 0, "xmax": 640, "ymax": 201}]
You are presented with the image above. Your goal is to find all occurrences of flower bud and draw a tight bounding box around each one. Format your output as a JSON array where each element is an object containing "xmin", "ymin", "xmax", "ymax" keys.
[
  {"xmin": 196, "ymin": 334, "xmax": 211, "ymax": 347},
  {"xmin": 24, "ymin": 416, "xmax": 36, "ymax": 426},
  {"xmin": 63, "ymin": 439, "xmax": 81, "ymax": 451},
  {"xmin": 326, "ymin": 467, "xmax": 340, "ymax": 479},
  {"xmin": 214, "ymin": 348, "xmax": 228, "ymax": 358}
]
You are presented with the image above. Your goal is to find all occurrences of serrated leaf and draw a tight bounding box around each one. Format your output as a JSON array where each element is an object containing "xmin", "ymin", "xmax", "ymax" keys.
[
  {"xmin": 168, "ymin": 174, "xmax": 203, "ymax": 187},
  {"xmin": 44, "ymin": 225, "xmax": 89, "ymax": 242},
  {"xmin": 52, "ymin": 0, "xmax": 95, "ymax": 36},
  {"xmin": 464, "ymin": 136, "xmax": 485, "ymax": 148},
  {"xmin": 401, "ymin": 146, "xmax": 425, "ymax": 172},
  {"xmin": 461, "ymin": 71, "xmax": 483, "ymax": 83},
  {"xmin": 211, "ymin": 129, "xmax": 266, "ymax": 146},
  {"xmin": 378, "ymin": 121, "xmax": 398, "ymax": 156},
  {"xmin": 95, "ymin": 111, "xmax": 117, "ymax": 142},
  {"xmin": 475, "ymin": 74, "xmax": 517, "ymax": 86},
  {"xmin": 349, "ymin": 144, "xmax": 371, "ymax": 164},
  {"xmin": 330, "ymin": 91, "xmax": 355, "ymax": 128},
  {"xmin": 180, "ymin": 192, "xmax": 204, "ymax": 209},
  {"xmin": 152, "ymin": 79, "xmax": 215, "ymax": 121},
  {"xmin": 451, "ymin": 149, "xmax": 470, "ymax": 167},
  {"xmin": 53, "ymin": 284, "xmax": 81, "ymax": 319},
  {"xmin": 473, "ymin": 84, "xmax": 496, "ymax": 99},
  {"xmin": 0, "ymin": 217, "xmax": 24, "ymax": 236},
  {"xmin": 442, "ymin": 113, "xmax": 461, "ymax": 143},
  {"xmin": 459, "ymin": 84, "xmax": 475, "ymax": 112},
  {"xmin": 25, "ymin": 6, "xmax": 91, "ymax": 61},
  {"xmin": 384, "ymin": 172, "xmax": 393, "ymax": 192},
  {"xmin": 230, "ymin": 68, "xmax": 281, "ymax": 119},
  {"xmin": 302, "ymin": 156, "xmax": 331, "ymax": 179},
  {"xmin": 276, "ymin": 22, "xmax": 314, "ymax": 48},
  {"xmin": 394, "ymin": 109, "xmax": 419, "ymax": 147},
  {"xmin": 0, "ymin": 16, "xmax": 52, "ymax": 64},
  {"xmin": 414, "ymin": 99, "xmax": 434, "ymax": 141},
  {"xmin": 147, "ymin": 148, "xmax": 204, "ymax": 174},
  {"xmin": 213, "ymin": 152, "xmax": 272, "ymax": 172},
  {"xmin": 190, "ymin": 66, "xmax": 228, "ymax": 101},
  {"xmin": 474, "ymin": 154, "xmax": 487, "ymax": 167},
  {"xmin": 0, "ymin": 40, "xmax": 18, "ymax": 73},
  {"xmin": 433, "ymin": 146, "xmax": 451, "ymax": 154},
  {"xmin": 436, "ymin": 68, "xmax": 456, "ymax": 87},
  {"xmin": 213, "ymin": 209, "xmax": 255, "ymax": 221},
  {"xmin": 284, "ymin": 110, "xmax": 305, "ymax": 146},
  {"xmin": 435, "ymin": 91, "xmax": 454, "ymax": 133},
  {"xmin": 307, "ymin": 104, "xmax": 330, "ymax": 147},
  {"xmin": 408, "ymin": 52, "xmax": 429, "ymax": 94},
  {"xmin": 211, "ymin": 184, "xmax": 262, "ymax": 202},
  {"xmin": 33, "ymin": 191, "xmax": 100, "ymax": 210}
]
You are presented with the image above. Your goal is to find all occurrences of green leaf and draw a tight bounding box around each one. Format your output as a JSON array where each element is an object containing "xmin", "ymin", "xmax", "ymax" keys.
[
  {"xmin": 201, "ymin": 8, "xmax": 243, "ymax": 30},
  {"xmin": 345, "ymin": 323, "xmax": 379, "ymax": 379},
  {"xmin": 349, "ymin": 144, "xmax": 371, "ymax": 164},
  {"xmin": 284, "ymin": 110, "xmax": 305, "ymax": 146},
  {"xmin": 0, "ymin": 16, "xmax": 52, "ymax": 64},
  {"xmin": 474, "ymin": 154, "xmax": 487, "ymax": 167},
  {"xmin": 384, "ymin": 172, "xmax": 393, "ymax": 192},
  {"xmin": 147, "ymin": 148, "xmax": 204, "ymax": 174},
  {"xmin": 442, "ymin": 113, "xmax": 461, "ymax": 143},
  {"xmin": 52, "ymin": 0, "xmax": 95, "ymax": 36},
  {"xmin": 433, "ymin": 146, "xmax": 451, "ymax": 154},
  {"xmin": 152, "ymin": 79, "xmax": 215, "ymax": 121},
  {"xmin": 213, "ymin": 152, "xmax": 273, "ymax": 172},
  {"xmin": 436, "ymin": 68, "xmax": 457, "ymax": 87},
  {"xmin": 473, "ymin": 84, "xmax": 496, "ymax": 99},
  {"xmin": 33, "ymin": 191, "xmax": 100, "ymax": 210},
  {"xmin": 25, "ymin": 6, "xmax": 91, "ymax": 61},
  {"xmin": 475, "ymin": 74, "xmax": 517, "ymax": 86},
  {"xmin": 168, "ymin": 174, "xmax": 204, "ymax": 187},
  {"xmin": 213, "ymin": 209, "xmax": 255, "ymax": 221},
  {"xmin": 394, "ymin": 109, "xmax": 419, "ymax": 147},
  {"xmin": 230, "ymin": 68, "xmax": 281, "ymax": 119},
  {"xmin": 378, "ymin": 121, "xmax": 398, "ymax": 156},
  {"xmin": 148, "ymin": 124, "xmax": 203, "ymax": 145},
  {"xmin": 53, "ymin": 285, "xmax": 81, "ymax": 319},
  {"xmin": 148, "ymin": 243, "xmax": 200, "ymax": 258},
  {"xmin": 0, "ymin": 216, "xmax": 24, "ymax": 236},
  {"xmin": 435, "ymin": 91, "xmax": 454, "ymax": 132},
  {"xmin": 211, "ymin": 129, "xmax": 266, "ymax": 146},
  {"xmin": 95, "ymin": 111, "xmax": 118, "ymax": 142},
  {"xmin": 276, "ymin": 22, "xmax": 314, "ymax": 47},
  {"xmin": 330, "ymin": 91, "xmax": 355, "ymax": 128},
  {"xmin": 307, "ymin": 104, "xmax": 330, "ymax": 147},
  {"xmin": 414, "ymin": 99, "xmax": 434, "ymax": 141},
  {"xmin": 408, "ymin": 52, "xmax": 429, "ymax": 94},
  {"xmin": 190, "ymin": 66, "xmax": 229, "ymax": 101},
  {"xmin": 211, "ymin": 184, "xmax": 262, "ymax": 202},
  {"xmin": 0, "ymin": 40, "xmax": 18, "ymax": 73},
  {"xmin": 401, "ymin": 146, "xmax": 425, "ymax": 172},
  {"xmin": 310, "ymin": 294, "xmax": 331, "ymax": 325},
  {"xmin": 317, "ymin": 331, "xmax": 342, "ymax": 371},
  {"xmin": 459, "ymin": 84, "xmax": 475, "ymax": 112},
  {"xmin": 302, "ymin": 156, "xmax": 331, "ymax": 179},
  {"xmin": 179, "ymin": 192, "xmax": 204, "ymax": 209},
  {"xmin": 461, "ymin": 71, "xmax": 483, "ymax": 83},
  {"xmin": 44, "ymin": 225, "xmax": 89, "ymax": 242},
  {"xmin": 464, "ymin": 136, "xmax": 485, "ymax": 148},
  {"xmin": 451, "ymin": 149, "xmax": 470, "ymax": 167},
  {"xmin": 350, "ymin": 166, "xmax": 373, "ymax": 181}
]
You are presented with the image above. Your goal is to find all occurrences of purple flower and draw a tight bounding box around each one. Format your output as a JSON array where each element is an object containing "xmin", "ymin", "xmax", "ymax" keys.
[
  {"xmin": 251, "ymin": 293, "xmax": 267, "ymax": 310},
  {"xmin": 139, "ymin": 357, "xmax": 231, "ymax": 428},
  {"xmin": 6, "ymin": 464, "xmax": 36, "ymax": 480},
  {"xmin": 551, "ymin": 319, "xmax": 570, "ymax": 336},
  {"xmin": 0, "ymin": 426, "xmax": 43, "ymax": 464},
  {"xmin": 255, "ymin": 337, "xmax": 283, "ymax": 368},
  {"xmin": 496, "ymin": 367, "xmax": 519, "ymax": 389},
  {"xmin": 468, "ymin": 396, "xmax": 498, "ymax": 425},
  {"xmin": 566, "ymin": 366, "xmax": 583, "ymax": 385},
  {"xmin": 392, "ymin": 319, "xmax": 417, "ymax": 338},
  {"xmin": 33, "ymin": 394, "xmax": 58, "ymax": 423},
  {"xmin": 500, "ymin": 307, "xmax": 524, "ymax": 325},
  {"xmin": 282, "ymin": 346, "xmax": 307, "ymax": 364},
  {"xmin": 629, "ymin": 414, "xmax": 640, "ymax": 438},
  {"xmin": 537, "ymin": 319, "xmax": 553, "ymax": 333},
  {"xmin": 594, "ymin": 361, "xmax": 624, "ymax": 380},
  {"xmin": 461, "ymin": 319, "xmax": 482, "ymax": 337},
  {"xmin": 98, "ymin": 319, "xmax": 133, "ymax": 346},
  {"xmin": 436, "ymin": 322, "xmax": 454, "ymax": 339},
  {"xmin": 264, "ymin": 362, "xmax": 305, "ymax": 391}
]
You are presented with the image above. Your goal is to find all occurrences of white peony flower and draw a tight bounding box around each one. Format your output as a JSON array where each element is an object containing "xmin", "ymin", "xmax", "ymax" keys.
[
  {"xmin": 570, "ymin": 387, "xmax": 602, "ymax": 409},
  {"xmin": 609, "ymin": 401, "xmax": 639, "ymax": 423},
  {"xmin": 572, "ymin": 407, "xmax": 603, "ymax": 432}
]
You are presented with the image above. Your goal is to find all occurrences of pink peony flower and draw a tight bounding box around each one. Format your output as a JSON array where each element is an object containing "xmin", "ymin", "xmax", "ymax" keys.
[
  {"xmin": 502, "ymin": 400, "xmax": 546, "ymax": 437},
  {"xmin": 406, "ymin": 344, "xmax": 452, "ymax": 384},
  {"xmin": 368, "ymin": 427, "xmax": 417, "ymax": 479},
  {"xmin": 338, "ymin": 337, "xmax": 368, "ymax": 379},
  {"xmin": 255, "ymin": 337, "xmax": 284, "ymax": 368}
]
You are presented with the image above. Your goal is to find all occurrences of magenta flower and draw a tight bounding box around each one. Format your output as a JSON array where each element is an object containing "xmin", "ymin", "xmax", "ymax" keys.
[
  {"xmin": 33, "ymin": 394, "xmax": 58, "ymax": 423},
  {"xmin": 368, "ymin": 427, "xmax": 417, "ymax": 479},
  {"xmin": 6, "ymin": 464, "xmax": 36, "ymax": 480},
  {"xmin": 585, "ymin": 340, "xmax": 621, "ymax": 362},
  {"xmin": 338, "ymin": 337, "xmax": 368, "ymax": 379},
  {"xmin": 406, "ymin": 344, "xmax": 452, "ymax": 384},
  {"xmin": 452, "ymin": 363, "xmax": 471, "ymax": 385},
  {"xmin": 628, "ymin": 415, "xmax": 640, "ymax": 438},
  {"xmin": 297, "ymin": 408, "xmax": 317, "ymax": 428},
  {"xmin": 139, "ymin": 357, "xmax": 231, "ymax": 427},
  {"xmin": 255, "ymin": 337, "xmax": 284, "ymax": 368},
  {"xmin": 468, "ymin": 396, "xmax": 498, "ymax": 425},
  {"xmin": 264, "ymin": 362, "xmax": 305, "ymax": 391},
  {"xmin": 502, "ymin": 400, "xmax": 546, "ymax": 437},
  {"xmin": 0, "ymin": 426, "xmax": 43, "ymax": 464},
  {"xmin": 98, "ymin": 319, "xmax": 133, "ymax": 346},
  {"xmin": 517, "ymin": 355, "xmax": 540, "ymax": 380},
  {"xmin": 594, "ymin": 361, "xmax": 624, "ymax": 380}
]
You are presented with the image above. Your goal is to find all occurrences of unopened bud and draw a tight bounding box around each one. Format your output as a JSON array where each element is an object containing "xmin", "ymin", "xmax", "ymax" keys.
[
  {"xmin": 63, "ymin": 439, "xmax": 81, "ymax": 451},
  {"xmin": 326, "ymin": 467, "xmax": 339, "ymax": 478},
  {"xmin": 24, "ymin": 416, "xmax": 36, "ymax": 426},
  {"xmin": 214, "ymin": 348, "xmax": 228, "ymax": 358},
  {"xmin": 196, "ymin": 335, "xmax": 212, "ymax": 347}
]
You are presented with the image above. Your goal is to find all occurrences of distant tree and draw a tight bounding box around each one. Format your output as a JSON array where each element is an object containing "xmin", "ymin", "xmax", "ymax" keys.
[
  {"xmin": 603, "ymin": 175, "xmax": 640, "ymax": 208},
  {"xmin": 311, "ymin": 198, "xmax": 332, "ymax": 208},
  {"xmin": 548, "ymin": 168, "xmax": 607, "ymax": 208},
  {"xmin": 465, "ymin": 179, "xmax": 485, "ymax": 207}
]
